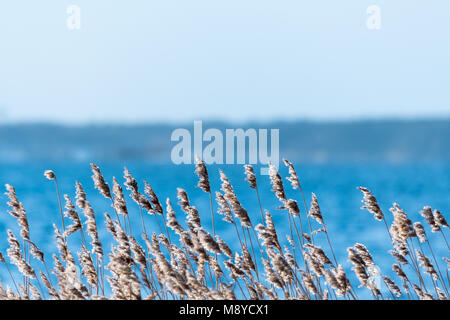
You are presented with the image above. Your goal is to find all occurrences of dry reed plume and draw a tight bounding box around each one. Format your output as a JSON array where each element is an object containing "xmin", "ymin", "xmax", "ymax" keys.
[{"xmin": 0, "ymin": 161, "xmax": 448, "ymax": 300}]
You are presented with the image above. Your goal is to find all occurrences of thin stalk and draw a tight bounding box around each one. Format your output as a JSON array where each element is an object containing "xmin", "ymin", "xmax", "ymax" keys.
[
  {"xmin": 54, "ymin": 177, "xmax": 66, "ymax": 233},
  {"xmin": 152, "ymin": 214, "xmax": 165, "ymax": 236},
  {"xmin": 406, "ymin": 240, "xmax": 427, "ymax": 290},
  {"xmin": 440, "ymin": 230, "xmax": 449, "ymax": 250},
  {"xmin": 245, "ymin": 228, "xmax": 260, "ymax": 281},
  {"xmin": 297, "ymin": 183, "xmax": 314, "ymax": 244},
  {"xmin": 382, "ymin": 216, "xmax": 393, "ymax": 243},
  {"xmin": 425, "ymin": 239, "xmax": 449, "ymax": 295},
  {"xmin": 2, "ymin": 261, "xmax": 20, "ymax": 294},
  {"xmin": 42, "ymin": 260, "xmax": 55, "ymax": 292},
  {"xmin": 209, "ymin": 192, "xmax": 216, "ymax": 237},
  {"xmin": 160, "ymin": 212, "xmax": 172, "ymax": 244},
  {"xmin": 34, "ymin": 276, "xmax": 46, "ymax": 300},
  {"xmin": 255, "ymin": 186, "xmax": 265, "ymax": 223},
  {"xmin": 324, "ymin": 227, "xmax": 338, "ymax": 267},
  {"xmin": 109, "ymin": 198, "xmax": 123, "ymax": 230},
  {"xmin": 136, "ymin": 200, "xmax": 146, "ymax": 236}
]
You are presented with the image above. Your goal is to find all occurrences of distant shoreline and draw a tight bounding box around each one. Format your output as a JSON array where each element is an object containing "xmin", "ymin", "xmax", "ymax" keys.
[{"xmin": 0, "ymin": 120, "xmax": 449, "ymax": 163}]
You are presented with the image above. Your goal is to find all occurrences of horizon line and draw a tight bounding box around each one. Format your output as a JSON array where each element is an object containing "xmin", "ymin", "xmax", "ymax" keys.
[{"xmin": 0, "ymin": 115, "xmax": 450, "ymax": 127}]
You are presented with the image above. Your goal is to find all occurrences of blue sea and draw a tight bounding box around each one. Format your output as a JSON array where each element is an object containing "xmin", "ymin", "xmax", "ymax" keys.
[{"xmin": 0, "ymin": 161, "xmax": 449, "ymax": 298}]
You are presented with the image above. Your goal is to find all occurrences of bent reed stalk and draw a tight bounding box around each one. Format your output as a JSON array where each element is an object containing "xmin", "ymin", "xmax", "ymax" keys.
[{"xmin": 0, "ymin": 161, "xmax": 448, "ymax": 300}]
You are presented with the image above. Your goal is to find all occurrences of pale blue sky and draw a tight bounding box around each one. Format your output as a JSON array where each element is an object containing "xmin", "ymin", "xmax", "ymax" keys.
[{"xmin": 0, "ymin": 1, "xmax": 449, "ymax": 123}]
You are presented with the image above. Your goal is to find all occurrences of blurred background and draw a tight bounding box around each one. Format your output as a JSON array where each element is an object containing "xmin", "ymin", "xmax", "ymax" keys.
[{"xmin": 0, "ymin": 1, "xmax": 449, "ymax": 298}]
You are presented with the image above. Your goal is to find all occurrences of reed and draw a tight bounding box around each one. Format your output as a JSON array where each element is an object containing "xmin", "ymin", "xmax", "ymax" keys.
[{"xmin": 0, "ymin": 161, "xmax": 448, "ymax": 300}]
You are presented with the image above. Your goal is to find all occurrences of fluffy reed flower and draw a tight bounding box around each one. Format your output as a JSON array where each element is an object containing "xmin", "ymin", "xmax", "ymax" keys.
[
  {"xmin": 197, "ymin": 228, "xmax": 221, "ymax": 254},
  {"xmin": 6, "ymin": 230, "xmax": 36, "ymax": 279},
  {"xmin": 391, "ymin": 238, "xmax": 409, "ymax": 257},
  {"xmin": 299, "ymin": 270, "xmax": 317, "ymax": 295},
  {"xmin": 75, "ymin": 182, "xmax": 87, "ymax": 208},
  {"xmin": 63, "ymin": 194, "xmax": 83, "ymax": 237},
  {"xmin": 302, "ymin": 233, "xmax": 311, "ymax": 243},
  {"xmin": 241, "ymin": 246, "xmax": 256, "ymax": 272},
  {"xmin": 166, "ymin": 198, "xmax": 184, "ymax": 234},
  {"xmin": 304, "ymin": 243, "xmax": 332, "ymax": 265},
  {"xmin": 390, "ymin": 203, "xmax": 413, "ymax": 243},
  {"xmin": 353, "ymin": 243, "xmax": 376, "ymax": 273},
  {"xmin": 416, "ymin": 250, "xmax": 438, "ymax": 280},
  {"xmin": 129, "ymin": 236, "xmax": 147, "ymax": 269},
  {"xmin": 145, "ymin": 182, "xmax": 163, "ymax": 215},
  {"xmin": 420, "ymin": 206, "xmax": 440, "ymax": 232},
  {"xmin": 216, "ymin": 192, "xmax": 233, "ymax": 224},
  {"xmin": 234, "ymin": 252, "xmax": 250, "ymax": 276},
  {"xmin": 267, "ymin": 249, "xmax": 294, "ymax": 283},
  {"xmin": 413, "ymin": 284, "xmax": 433, "ymax": 300},
  {"xmin": 436, "ymin": 287, "xmax": 446, "ymax": 300},
  {"xmin": 323, "ymin": 268, "xmax": 340, "ymax": 294},
  {"xmin": 264, "ymin": 210, "xmax": 281, "ymax": 251},
  {"xmin": 244, "ymin": 165, "xmax": 257, "ymax": 189},
  {"xmin": 283, "ymin": 245, "xmax": 296, "ymax": 269},
  {"xmin": 283, "ymin": 159, "xmax": 300, "ymax": 190},
  {"xmin": 389, "ymin": 249, "xmax": 408, "ymax": 265},
  {"xmin": 53, "ymin": 224, "xmax": 69, "ymax": 262},
  {"xmin": 40, "ymin": 270, "xmax": 59, "ymax": 299},
  {"xmin": 177, "ymin": 188, "xmax": 190, "ymax": 212},
  {"xmin": 19, "ymin": 285, "xmax": 30, "ymax": 300},
  {"xmin": 392, "ymin": 264, "xmax": 408, "ymax": 282},
  {"xmin": 210, "ymin": 257, "xmax": 224, "ymax": 279},
  {"xmin": 220, "ymin": 170, "xmax": 251, "ymax": 227},
  {"xmin": 27, "ymin": 240, "xmax": 44, "ymax": 262},
  {"xmin": 5, "ymin": 184, "xmax": 22, "ymax": 218},
  {"xmin": 357, "ymin": 187, "xmax": 384, "ymax": 221},
  {"xmin": 334, "ymin": 265, "xmax": 352, "ymax": 295},
  {"xmin": 123, "ymin": 167, "xmax": 152, "ymax": 212},
  {"xmin": 312, "ymin": 228, "xmax": 325, "ymax": 235},
  {"xmin": 188, "ymin": 228, "xmax": 209, "ymax": 263},
  {"xmin": 347, "ymin": 248, "xmax": 369, "ymax": 287},
  {"xmin": 106, "ymin": 223, "xmax": 141, "ymax": 300},
  {"xmin": 304, "ymin": 251, "xmax": 323, "ymax": 277},
  {"xmin": 279, "ymin": 199, "xmax": 300, "ymax": 217},
  {"xmin": 433, "ymin": 209, "xmax": 448, "ymax": 228},
  {"xmin": 5, "ymin": 184, "xmax": 29, "ymax": 241},
  {"xmin": 195, "ymin": 156, "xmax": 210, "ymax": 193},
  {"xmin": 215, "ymin": 235, "xmax": 233, "ymax": 258},
  {"xmin": 268, "ymin": 164, "xmax": 286, "ymax": 202},
  {"xmin": 255, "ymin": 224, "xmax": 278, "ymax": 249},
  {"xmin": 256, "ymin": 282, "xmax": 277, "ymax": 300},
  {"xmin": 91, "ymin": 163, "xmax": 111, "ymax": 199},
  {"xmin": 78, "ymin": 246, "xmax": 98, "ymax": 287},
  {"xmin": 262, "ymin": 258, "xmax": 282, "ymax": 289},
  {"xmin": 112, "ymin": 177, "xmax": 128, "ymax": 216},
  {"xmin": 413, "ymin": 222, "xmax": 427, "ymax": 243},
  {"xmin": 104, "ymin": 212, "xmax": 117, "ymax": 239},
  {"xmin": 123, "ymin": 167, "xmax": 138, "ymax": 195},
  {"xmin": 308, "ymin": 193, "xmax": 324, "ymax": 225},
  {"xmin": 177, "ymin": 188, "xmax": 201, "ymax": 228},
  {"xmin": 44, "ymin": 170, "xmax": 56, "ymax": 180},
  {"xmin": 76, "ymin": 183, "xmax": 103, "ymax": 259},
  {"xmin": 382, "ymin": 276, "xmax": 402, "ymax": 297}
]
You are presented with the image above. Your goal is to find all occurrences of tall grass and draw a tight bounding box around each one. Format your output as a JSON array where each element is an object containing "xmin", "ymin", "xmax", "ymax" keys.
[{"xmin": 0, "ymin": 160, "xmax": 448, "ymax": 300}]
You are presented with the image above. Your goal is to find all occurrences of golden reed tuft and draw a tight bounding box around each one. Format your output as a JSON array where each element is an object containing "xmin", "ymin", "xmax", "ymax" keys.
[{"xmin": 0, "ymin": 161, "xmax": 448, "ymax": 300}]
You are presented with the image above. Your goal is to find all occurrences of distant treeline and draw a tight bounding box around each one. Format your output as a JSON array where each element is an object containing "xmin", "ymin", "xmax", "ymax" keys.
[{"xmin": 0, "ymin": 119, "xmax": 448, "ymax": 163}]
